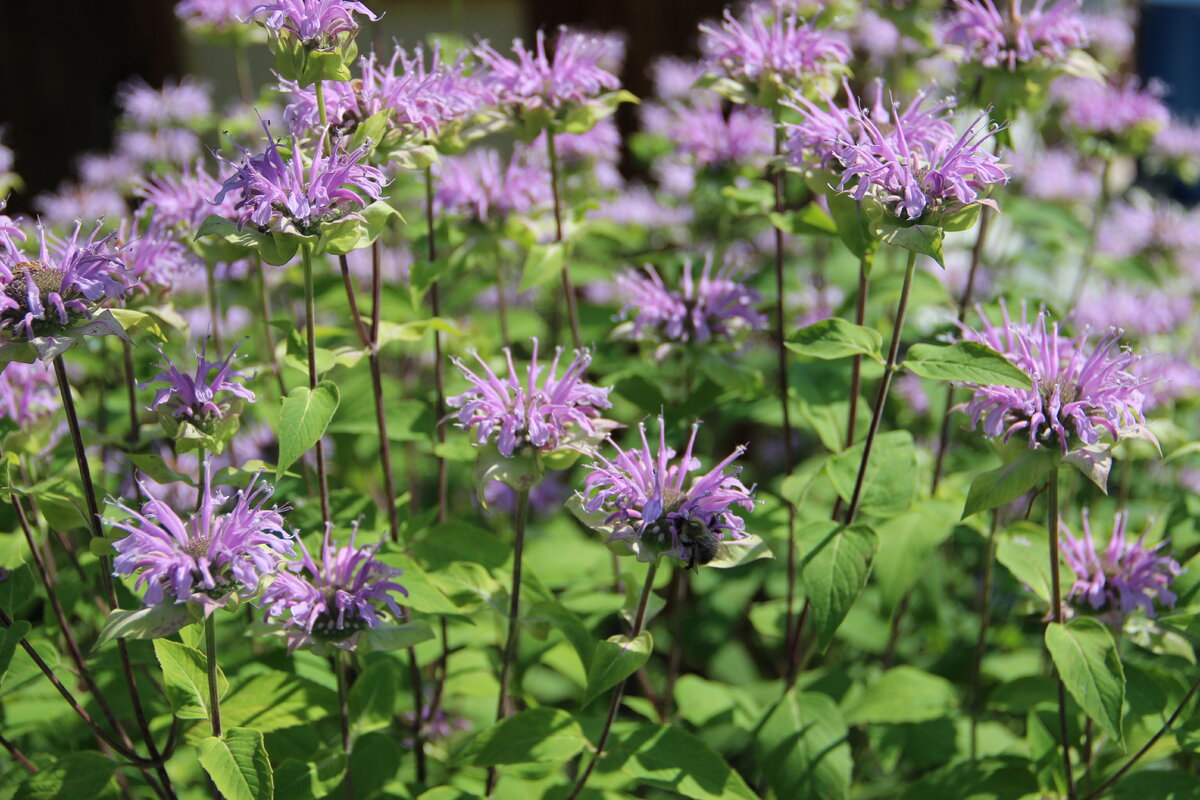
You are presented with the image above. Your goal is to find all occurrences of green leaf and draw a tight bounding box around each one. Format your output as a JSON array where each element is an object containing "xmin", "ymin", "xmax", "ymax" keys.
[
  {"xmin": 467, "ymin": 707, "xmax": 587, "ymax": 766},
  {"xmin": 786, "ymin": 318, "xmax": 883, "ymax": 362},
  {"xmin": 824, "ymin": 431, "xmax": 918, "ymax": 517},
  {"xmin": 530, "ymin": 601, "xmax": 596, "ymax": 670},
  {"xmin": 14, "ymin": 751, "xmax": 117, "ymax": 799},
  {"xmin": 519, "ymin": 242, "xmax": 566, "ymax": 292},
  {"xmin": 995, "ymin": 523, "xmax": 1053, "ymax": 604},
  {"xmin": 93, "ymin": 604, "xmax": 196, "ymax": 649},
  {"xmin": 873, "ymin": 499, "xmax": 961, "ymax": 613},
  {"xmin": 198, "ymin": 727, "xmax": 274, "ymax": 800},
  {"xmin": 0, "ymin": 620, "xmax": 31, "ymax": 686},
  {"xmin": 220, "ymin": 672, "xmax": 333, "ymax": 733},
  {"xmin": 601, "ymin": 724, "xmax": 760, "ymax": 800},
  {"xmin": 753, "ymin": 689, "xmax": 851, "ymax": 800},
  {"xmin": 583, "ymin": 630, "xmax": 653, "ymax": 707},
  {"xmin": 875, "ymin": 219, "xmax": 945, "ymax": 266},
  {"xmin": 153, "ymin": 639, "xmax": 227, "ymax": 720},
  {"xmin": 903, "ymin": 342, "xmax": 1031, "ymax": 389},
  {"xmin": 1045, "ymin": 618, "xmax": 1125, "ymax": 744},
  {"xmin": 275, "ymin": 381, "xmax": 340, "ymax": 479},
  {"xmin": 1113, "ymin": 770, "xmax": 1200, "ymax": 800},
  {"xmin": 798, "ymin": 522, "xmax": 878, "ymax": 652},
  {"xmin": 962, "ymin": 450, "xmax": 1057, "ymax": 519},
  {"xmin": 827, "ymin": 191, "xmax": 878, "ymax": 260},
  {"xmin": 844, "ymin": 666, "xmax": 957, "ymax": 724},
  {"xmin": 707, "ymin": 533, "xmax": 773, "ymax": 569},
  {"xmin": 768, "ymin": 204, "xmax": 836, "ymax": 236},
  {"xmin": 360, "ymin": 621, "xmax": 436, "ymax": 653},
  {"xmin": 348, "ymin": 659, "xmax": 399, "ymax": 733}
]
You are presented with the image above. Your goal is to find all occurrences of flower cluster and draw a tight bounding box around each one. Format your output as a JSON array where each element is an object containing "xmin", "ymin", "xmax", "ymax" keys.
[
  {"xmin": 175, "ymin": 0, "xmax": 261, "ymax": 31},
  {"xmin": 260, "ymin": 524, "xmax": 407, "ymax": 651},
  {"xmin": 0, "ymin": 361, "xmax": 59, "ymax": 427},
  {"xmin": 1060, "ymin": 509, "xmax": 1182, "ymax": 619},
  {"xmin": 144, "ymin": 341, "xmax": 256, "ymax": 423},
  {"xmin": 249, "ymin": 0, "xmax": 378, "ymax": 46},
  {"xmin": 448, "ymin": 340, "xmax": 613, "ymax": 458},
  {"xmin": 957, "ymin": 302, "xmax": 1149, "ymax": 451},
  {"xmin": 110, "ymin": 467, "xmax": 292, "ymax": 611},
  {"xmin": 433, "ymin": 147, "xmax": 549, "ymax": 222},
  {"xmin": 214, "ymin": 122, "xmax": 387, "ymax": 234},
  {"xmin": 476, "ymin": 27, "xmax": 621, "ymax": 112},
  {"xmin": 117, "ymin": 78, "xmax": 213, "ymax": 129},
  {"xmin": 582, "ymin": 417, "xmax": 754, "ymax": 567},
  {"xmin": 699, "ymin": 7, "xmax": 851, "ymax": 86},
  {"xmin": 615, "ymin": 258, "xmax": 766, "ymax": 346},
  {"xmin": 1055, "ymin": 76, "xmax": 1170, "ymax": 142},
  {"xmin": 942, "ymin": 0, "xmax": 1088, "ymax": 70}
]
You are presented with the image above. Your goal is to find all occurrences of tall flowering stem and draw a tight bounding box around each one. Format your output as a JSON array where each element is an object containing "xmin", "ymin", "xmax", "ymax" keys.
[
  {"xmin": 425, "ymin": 167, "xmax": 449, "ymax": 524},
  {"xmin": 335, "ymin": 652, "xmax": 354, "ymax": 800},
  {"xmin": 300, "ymin": 244, "xmax": 332, "ymax": 526},
  {"xmin": 1066, "ymin": 159, "xmax": 1111, "ymax": 309},
  {"xmin": 968, "ymin": 509, "xmax": 999, "ymax": 759},
  {"xmin": 546, "ymin": 128, "xmax": 582, "ymax": 349},
  {"xmin": 564, "ymin": 560, "xmax": 660, "ymax": 800},
  {"xmin": 1046, "ymin": 470, "xmax": 1077, "ymax": 800},
  {"xmin": 485, "ymin": 486, "xmax": 531, "ymax": 796},
  {"xmin": 204, "ymin": 615, "xmax": 222, "ymax": 737}
]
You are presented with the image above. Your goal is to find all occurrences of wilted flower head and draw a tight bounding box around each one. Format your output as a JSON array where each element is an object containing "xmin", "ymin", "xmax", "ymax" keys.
[
  {"xmin": 448, "ymin": 339, "xmax": 613, "ymax": 458},
  {"xmin": 837, "ymin": 101, "xmax": 1006, "ymax": 221},
  {"xmin": 1060, "ymin": 509, "xmax": 1183, "ymax": 619},
  {"xmin": 0, "ymin": 221, "xmax": 133, "ymax": 341},
  {"xmin": 942, "ymin": 0, "xmax": 1087, "ymax": 70},
  {"xmin": 581, "ymin": 416, "xmax": 754, "ymax": 567},
  {"xmin": 1056, "ymin": 75, "xmax": 1170, "ymax": 141},
  {"xmin": 260, "ymin": 523, "xmax": 406, "ymax": 652},
  {"xmin": 0, "ymin": 361, "xmax": 58, "ymax": 427},
  {"xmin": 476, "ymin": 27, "xmax": 621, "ymax": 111},
  {"xmin": 957, "ymin": 302, "xmax": 1148, "ymax": 452},
  {"xmin": 118, "ymin": 77, "xmax": 213, "ymax": 128},
  {"xmin": 144, "ymin": 341, "xmax": 256, "ymax": 422},
  {"xmin": 214, "ymin": 121, "xmax": 387, "ymax": 234},
  {"xmin": 699, "ymin": 8, "xmax": 851, "ymax": 87},
  {"xmin": 249, "ymin": 0, "xmax": 378, "ymax": 46},
  {"xmin": 110, "ymin": 466, "xmax": 292, "ymax": 611},
  {"xmin": 433, "ymin": 147, "xmax": 549, "ymax": 222},
  {"xmin": 615, "ymin": 257, "xmax": 766, "ymax": 346},
  {"xmin": 176, "ymin": 0, "xmax": 261, "ymax": 30}
]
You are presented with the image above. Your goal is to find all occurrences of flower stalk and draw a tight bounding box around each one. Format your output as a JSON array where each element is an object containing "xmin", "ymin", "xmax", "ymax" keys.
[
  {"xmin": 546, "ymin": 128, "xmax": 582, "ymax": 349},
  {"xmin": 300, "ymin": 243, "xmax": 332, "ymax": 527},
  {"xmin": 1047, "ymin": 469, "xmax": 1076, "ymax": 800},
  {"xmin": 204, "ymin": 614, "xmax": 222, "ymax": 738},
  {"xmin": 335, "ymin": 653, "xmax": 355, "ymax": 800}
]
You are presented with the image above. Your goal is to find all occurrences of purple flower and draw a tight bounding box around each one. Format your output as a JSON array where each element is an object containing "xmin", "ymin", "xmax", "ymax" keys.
[
  {"xmin": 433, "ymin": 147, "xmax": 549, "ymax": 222},
  {"xmin": 1055, "ymin": 75, "xmax": 1170, "ymax": 141},
  {"xmin": 260, "ymin": 524, "xmax": 406, "ymax": 652},
  {"xmin": 118, "ymin": 77, "xmax": 213, "ymax": 129},
  {"xmin": 1060, "ymin": 509, "xmax": 1182, "ymax": 619},
  {"xmin": 0, "ymin": 221, "xmax": 133, "ymax": 341},
  {"xmin": 581, "ymin": 416, "xmax": 754, "ymax": 567},
  {"xmin": 645, "ymin": 101, "xmax": 774, "ymax": 170},
  {"xmin": 214, "ymin": 121, "xmax": 387, "ymax": 234},
  {"xmin": 1082, "ymin": 11, "xmax": 1134, "ymax": 63},
  {"xmin": 116, "ymin": 129, "xmax": 204, "ymax": 166},
  {"xmin": 117, "ymin": 219, "xmax": 200, "ymax": 292},
  {"xmin": 476, "ymin": 27, "xmax": 621, "ymax": 112},
  {"xmin": 249, "ymin": 0, "xmax": 379, "ymax": 46},
  {"xmin": 139, "ymin": 162, "xmax": 234, "ymax": 230},
  {"xmin": 649, "ymin": 57, "xmax": 706, "ymax": 100},
  {"xmin": 1072, "ymin": 281, "xmax": 1191, "ymax": 339},
  {"xmin": 33, "ymin": 183, "xmax": 128, "ymax": 228},
  {"xmin": 176, "ymin": 0, "xmax": 261, "ymax": 30},
  {"xmin": 699, "ymin": 8, "xmax": 851, "ymax": 86},
  {"xmin": 77, "ymin": 153, "xmax": 139, "ymax": 192},
  {"xmin": 143, "ymin": 341, "xmax": 256, "ymax": 422},
  {"xmin": 448, "ymin": 339, "xmax": 613, "ymax": 458},
  {"xmin": 957, "ymin": 302, "xmax": 1149, "ymax": 452},
  {"xmin": 615, "ymin": 257, "xmax": 766, "ymax": 345},
  {"xmin": 593, "ymin": 184, "xmax": 693, "ymax": 233},
  {"xmin": 1096, "ymin": 200, "xmax": 1200, "ymax": 260},
  {"xmin": 0, "ymin": 361, "xmax": 58, "ymax": 427},
  {"xmin": 482, "ymin": 473, "xmax": 568, "ymax": 515},
  {"xmin": 836, "ymin": 101, "xmax": 1007, "ymax": 221},
  {"xmin": 1132, "ymin": 352, "xmax": 1200, "ymax": 412},
  {"xmin": 110, "ymin": 466, "xmax": 292, "ymax": 611},
  {"xmin": 1007, "ymin": 146, "xmax": 1100, "ymax": 203},
  {"xmin": 942, "ymin": 0, "xmax": 1087, "ymax": 70}
]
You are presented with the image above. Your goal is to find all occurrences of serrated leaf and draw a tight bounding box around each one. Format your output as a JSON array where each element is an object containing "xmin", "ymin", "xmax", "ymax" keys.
[
  {"xmin": 198, "ymin": 728, "xmax": 274, "ymax": 800},
  {"xmin": 786, "ymin": 317, "xmax": 883, "ymax": 362},
  {"xmin": 844, "ymin": 666, "xmax": 957, "ymax": 724},
  {"xmin": 275, "ymin": 381, "xmax": 340, "ymax": 479},
  {"xmin": 467, "ymin": 707, "xmax": 587, "ymax": 766},
  {"xmin": 583, "ymin": 631, "xmax": 653, "ymax": 707},
  {"xmin": 753, "ymin": 689, "xmax": 851, "ymax": 800},
  {"xmin": 1045, "ymin": 618, "xmax": 1125, "ymax": 744},
  {"xmin": 904, "ymin": 341, "xmax": 1032, "ymax": 389},
  {"xmin": 359, "ymin": 621, "xmax": 435, "ymax": 653},
  {"xmin": 93, "ymin": 604, "xmax": 196, "ymax": 649},
  {"xmin": 14, "ymin": 751, "xmax": 117, "ymax": 799},
  {"xmin": 962, "ymin": 451, "xmax": 1057, "ymax": 518},
  {"xmin": 824, "ymin": 431, "xmax": 917, "ymax": 517},
  {"xmin": 1063, "ymin": 442, "xmax": 1112, "ymax": 494},
  {"xmin": 601, "ymin": 724, "xmax": 760, "ymax": 800},
  {"xmin": 876, "ymin": 220, "xmax": 945, "ymax": 266},
  {"xmin": 798, "ymin": 522, "xmax": 878, "ymax": 652},
  {"xmin": 153, "ymin": 639, "xmax": 227, "ymax": 720}
]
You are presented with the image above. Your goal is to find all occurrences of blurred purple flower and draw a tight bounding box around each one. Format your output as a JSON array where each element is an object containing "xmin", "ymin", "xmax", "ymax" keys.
[
  {"xmin": 249, "ymin": 0, "xmax": 378, "ymax": 45},
  {"xmin": 957, "ymin": 302, "xmax": 1149, "ymax": 452},
  {"xmin": 143, "ymin": 341, "xmax": 256, "ymax": 422},
  {"xmin": 650, "ymin": 56, "xmax": 706, "ymax": 100},
  {"xmin": 1073, "ymin": 281, "xmax": 1191, "ymax": 339},
  {"xmin": 118, "ymin": 77, "xmax": 213, "ymax": 128},
  {"xmin": 645, "ymin": 102, "xmax": 774, "ymax": 170},
  {"xmin": 1133, "ymin": 352, "xmax": 1200, "ymax": 411},
  {"xmin": 260, "ymin": 523, "xmax": 406, "ymax": 652},
  {"xmin": 176, "ymin": 0, "xmax": 261, "ymax": 30},
  {"xmin": 943, "ymin": 0, "xmax": 1087, "ymax": 70},
  {"xmin": 0, "ymin": 361, "xmax": 58, "ymax": 426},
  {"xmin": 1096, "ymin": 200, "xmax": 1200, "ymax": 260},
  {"xmin": 33, "ymin": 183, "xmax": 128, "ymax": 228},
  {"xmin": 110, "ymin": 465, "xmax": 291, "ymax": 611},
  {"xmin": 1007, "ymin": 146, "xmax": 1100, "ymax": 203},
  {"xmin": 214, "ymin": 122, "xmax": 386, "ymax": 234},
  {"xmin": 895, "ymin": 373, "xmax": 932, "ymax": 416},
  {"xmin": 593, "ymin": 184, "xmax": 693, "ymax": 232},
  {"xmin": 448, "ymin": 339, "xmax": 613, "ymax": 458},
  {"xmin": 1082, "ymin": 11, "xmax": 1134, "ymax": 63},
  {"xmin": 117, "ymin": 219, "xmax": 200, "ymax": 292},
  {"xmin": 615, "ymin": 257, "xmax": 766, "ymax": 345},
  {"xmin": 77, "ymin": 153, "xmax": 140, "ymax": 192},
  {"xmin": 1055, "ymin": 75, "xmax": 1170, "ymax": 140},
  {"xmin": 433, "ymin": 147, "xmax": 549, "ymax": 222},
  {"xmin": 483, "ymin": 472, "xmax": 568, "ymax": 514},
  {"xmin": 699, "ymin": 8, "xmax": 851, "ymax": 85},
  {"xmin": 139, "ymin": 162, "xmax": 235, "ymax": 230},
  {"xmin": 1060, "ymin": 509, "xmax": 1182, "ymax": 619},
  {"xmin": 581, "ymin": 416, "xmax": 754, "ymax": 567},
  {"xmin": 476, "ymin": 27, "xmax": 621, "ymax": 111},
  {"xmin": 116, "ymin": 129, "xmax": 204, "ymax": 165}
]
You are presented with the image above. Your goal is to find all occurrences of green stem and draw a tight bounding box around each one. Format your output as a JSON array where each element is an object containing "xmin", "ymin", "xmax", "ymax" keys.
[
  {"xmin": 565, "ymin": 560, "xmax": 662, "ymax": 800},
  {"xmin": 1048, "ymin": 470, "xmax": 1076, "ymax": 800},
  {"xmin": 301, "ymin": 244, "xmax": 332, "ymax": 527},
  {"xmin": 969, "ymin": 510, "xmax": 999, "ymax": 759},
  {"xmin": 424, "ymin": 167, "xmax": 448, "ymax": 525},
  {"xmin": 316, "ymin": 80, "xmax": 328, "ymax": 132},
  {"xmin": 546, "ymin": 128, "xmax": 581, "ymax": 348},
  {"xmin": 204, "ymin": 614, "xmax": 222, "ymax": 738},
  {"xmin": 335, "ymin": 653, "xmax": 355, "ymax": 800}
]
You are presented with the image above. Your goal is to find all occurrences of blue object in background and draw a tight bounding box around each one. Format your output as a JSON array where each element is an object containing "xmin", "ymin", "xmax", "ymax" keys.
[{"xmin": 1140, "ymin": 0, "xmax": 1200, "ymax": 201}]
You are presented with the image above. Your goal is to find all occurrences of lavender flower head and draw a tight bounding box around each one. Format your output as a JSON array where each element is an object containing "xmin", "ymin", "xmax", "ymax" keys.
[
  {"xmin": 433, "ymin": 147, "xmax": 549, "ymax": 222},
  {"xmin": 581, "ymin": 417, "xmax": 754, "ymax": 567},
  {"xmin": 144, "ymin": 341, "xmax": 256, "ymax": 423},
  {"xmin": 33, "ymin": 183, "xmax": 128, "ymax": 229},
  {"xmin": 698, "ymin": 8, "xmax": 851, "ymax": 88},
  {"xmin": 249, "ymin": 0, "xmax": 378, "ymax": 46},
  {"xmin": 0, "ymin": 361, "xmax": 58, "ymax": 427},
  {"xmin": 448, "ymin": 339, "xmax": 613, "ymax": 459},
  {"xmin": 615, "ymin": 257, "xmax": 767, "ymax": 347},
  {"xmin": 957, "ymin": 302, "xmax": 1149, "ymax": 452},
  {"xmin": 117, "ymin": 219, "xmax": 200, "ymax": 293},
  {"xmin": 110, "ymin": 466, "xmax": 292, "ymax": 612},
  {"xmin": 1060, "ymin": 509, "xmax": 1183, "ymax": 620},
  {"xmin": 214, "ymin": 122, "xmax": 387, "ymax": 234},
  {"xmin": 0, "ymin": 221, "xmax": 133, "ymax": 341},
  {"xmin": 176, "ymin": 0, "xmax": 261, "ymax": 31},
  {"xmin": 476, "ymin": 27, "xmax": 621, "ymax": 112},
  {"xmin": 139, "ymin": 162, "xmax": 235, "ymax": 230},
  {"xmin": 644, "ymin": 101, "xmax": 774, "ymax": 172},
  {"xmin": 942, "ymin": 0, "xmax": 1087, "ymax": 70},
  {"xmin": 1055, "ymin": 76, "xmax": 1170, "ymax": 142},
  {"xmin": 260, "ymin": 524, "xmax": 406, "ymax": 652},
  {"xmin": 118, "ymin": 77, "xmax": 213, "ymax": 129}
]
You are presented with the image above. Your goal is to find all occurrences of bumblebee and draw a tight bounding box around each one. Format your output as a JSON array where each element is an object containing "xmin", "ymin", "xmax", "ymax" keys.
[{"xmin": 678, "ymin": 517, "xmax": 720, "ymax": 571}]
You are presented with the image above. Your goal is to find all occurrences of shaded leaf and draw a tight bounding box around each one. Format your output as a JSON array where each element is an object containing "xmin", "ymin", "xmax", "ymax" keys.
[{"xmin": 1045, "ymin": 618, "xmax": 1125, "ymax": 743}]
